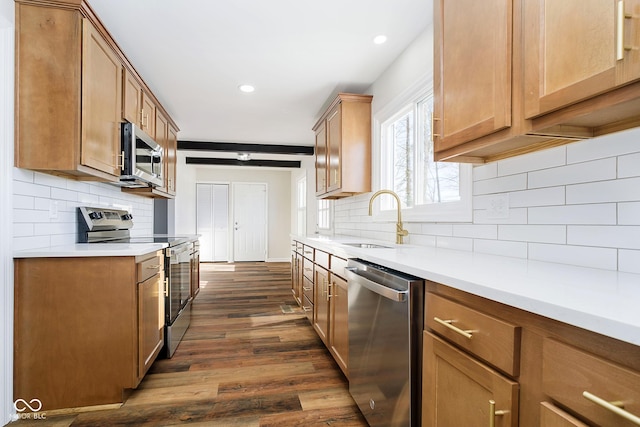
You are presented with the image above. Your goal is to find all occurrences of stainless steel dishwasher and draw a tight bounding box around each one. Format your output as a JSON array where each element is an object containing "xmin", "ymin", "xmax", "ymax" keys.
[{"xmin": 346, "ymin": 258, "xmax": 424, "ymax": 427}]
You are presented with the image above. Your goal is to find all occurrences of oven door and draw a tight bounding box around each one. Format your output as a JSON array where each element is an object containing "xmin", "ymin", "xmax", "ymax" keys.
[{"xmin": 166, "ymin": 242, "xmax": 192, "ymax": 325}]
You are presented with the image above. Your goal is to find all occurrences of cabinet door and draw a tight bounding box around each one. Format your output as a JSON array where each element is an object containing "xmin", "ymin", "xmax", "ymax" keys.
[
  {"xmin": 326, "ymin": 104, "xmax": 342, "ymax": 192},
  {"xmin": 138, "ymin": 272, "xmax": 164, "ymax": 379},
  {"xmin": 141, "ymin": 92, "xmax": 156, "ymax": 137},
  {"xmin": 329, "ymin": 274, "xmax": 348, "ymax": 375},
  {"xmin": 433, "ymin": 0, "xmax": 512, "ymax": 152},
  {"xmin": 166, "ymin": 124, "xmax": 178, "ymax": 196},
  {"xmin": 122, "ymin": 68, "xmax": 142, "ymax": 125},
  {"xmin": 155, "ymin": 111, "xmax": 169, "ymax": 193},
  {"xmin": 315, "ymin": 123, "xmax": 327, "ymax": 195},
  {"xmin": 524, "ymin": 0, "xmax": 640, "ymax": 118},
  {"xmin": 422, "ymin": 331, "xmax": 518, "ymax": 427},
  {"xmin": 81, "ymin": 18, "xmax": 122, "ymax": 178},
  {"xmin": 313, "ymin": 265, "xmax": 330, "ymax": 345},
  {"xmin": 291, "ymin": 251, "xmax": 300, "ymax": 303}
]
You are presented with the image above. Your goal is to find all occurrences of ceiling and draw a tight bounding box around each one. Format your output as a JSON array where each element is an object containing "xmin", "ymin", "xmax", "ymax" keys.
[{"xmin": 89, "ymin": 0, "xmax": 431, "ymax": 152}]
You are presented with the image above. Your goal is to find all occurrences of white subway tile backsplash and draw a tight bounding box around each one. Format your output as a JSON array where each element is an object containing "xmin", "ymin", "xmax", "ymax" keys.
[
  {"xmin": 473, "ymin": 173, "xmax": 527, "ymax": 195},
  {"xmin": 528, "ymin": 204, "xmax": 616, "ymax": 225},
  {"xmin": 34, "ymin": 172, "xmax": 69, "ymax": 189},
  {"xmin": 618, "ymin": 152, "xmax": 640, "ymax": 178},
  {"xmin": 453, "ymin": 224, "xmax": 497, "ymax": 239},
  {"xmin": 528, "ymin": 158, "xmax": 616, "ymax": 189},
  {"xmin": 13, "ymin": 235, "xmax": 51, "ymax": 251},
  {"xmin": 619, "ymin": 202, "xmax": 640, "ymax": 225},
  {"xmin": 474, "ymin": 239, "xmax": 527, "ymax": 258},
  {"xmin": 619, "ymin": 250, "xmax": 640, "ymax": 274},
  {"xmin": 436, "ymin": 236, "xmax": 473, "ymax": 252},
  {"xmin": 567, "ymin": 177, "xmax": 640, "ymax": 204},
  {"xmin": 498, "ymin": 225, "xmax": 566, "ymax": 244},
  {"xmin": 421, "ymin": 223, "xmax": 453, "ymax": 236},
  {"xmin": 474, "ymin": 207, "xmax": 527, "ymax": 224},
  {"xmin": 529, "ymin": 243, "xmax": 617, "ymax": 270},
  {"xmin": 509, "ymin": 187, "xmax": 565, "ymax": 207},
  {"xmin": 13, "ymin": 223, "xmax": 33, "ymax": 237},
  {"xmin": 13, "ymin": 167, "xmax": 34, "ymax": 182},
  {"xmin": 567, "ymin": 126, "xmax": 640, "ymax": 163},
  {"xmin": 407, "ymin": 233, "xmax": 436, "ymax": 247},
  {"xmin": 13, "ymin": 180, "xmax": 50, "ymax": 198},
  {"xmin": 13, "ymin": 208, "xmax": 52, "ymax": 223},
  {"xmin": 497, "ymin": 145, "xmax": 565, "ymax": 176},
  {"xmin": 568, "ymin": 226, "xmax": 640, "ymax": 250},
  {"xmin": 473, "ymin": 162, "xmax": 498, "ymax": 181},
  {"xmin": 13, "ymin": 194, "xmax": 33, "ymax": 210}
]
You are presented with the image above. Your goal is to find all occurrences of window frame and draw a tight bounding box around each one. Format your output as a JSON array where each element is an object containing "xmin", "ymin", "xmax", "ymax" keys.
[
  {"xmin": 316, "ymin": 198, "xmax": 333, "ymax": 232},
  {"xmin": 371, "ymin": 77, "xmax": 472, "ymax": 223}
]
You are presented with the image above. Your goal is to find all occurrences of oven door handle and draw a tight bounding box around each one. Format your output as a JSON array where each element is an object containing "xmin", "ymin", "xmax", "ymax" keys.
[
  {"xmin": 168, "ymin": 243, "xmax": 190, "ymax": 256},
  {"xmin": 345, "ymin": 267, "xmax": 408, "ymax": 302}
]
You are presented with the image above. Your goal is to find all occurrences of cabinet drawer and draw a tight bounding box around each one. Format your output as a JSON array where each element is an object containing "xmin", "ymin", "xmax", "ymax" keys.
[
  {"xmin": 303, "ymin": 276, "xmax": 314, "ymax": 303},
  {"xmin": 543, "ymin": 338, "xmax": 640, "ymax": 427},
  {"xmin": 330, "ymin": 255, "xmax": 347, "ymax": 278},
  {"xmin": 295, "ymin": 241, "xmax": 304, "ymax": 253},
  {"xmin": 315, "ymin": 250, "xmax": 329, "ymax": 270},
  {"xmin": 302, "ymin": 295, "xmax": 313, "ymax": 322},
  {"xmin": 302, "ymin": 245, "xmax": 314, "ymax": 260},
  {"xmin": 137, "ymin": 251, "xmax": 163, "ymax": 283},
  {"xmin": 303, "ymin": 257, "xmax": 314, "ymax": 281},
  {"xmin": 425, "ymin": 292, "xmax": 521, "ymax": 376},
  {"xmin": 540, "ymin": 402, "xmax": 588, "ymax": 427}
]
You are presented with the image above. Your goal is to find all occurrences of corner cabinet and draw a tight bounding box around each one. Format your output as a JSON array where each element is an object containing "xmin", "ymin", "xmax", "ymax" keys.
[
  {"xmin": 14, "ymin": 251, "xmax": 165, "ymax": 411},
  {"xmin": 434, "ymin": 0, "xmax": 640, "ymax": 163},
  {"xmin": 313, "ymin": 93, "xmax": 372, "ymax": 199},
  {"xmin": 15, "ymin": 4, "xmax": 122, "ymax": 181}
]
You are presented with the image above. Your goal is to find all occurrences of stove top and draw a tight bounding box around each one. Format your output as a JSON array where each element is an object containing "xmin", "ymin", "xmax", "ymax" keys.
[{"xmin": 77, "ymin": 206, "xmax": 194, "ymax": 247}]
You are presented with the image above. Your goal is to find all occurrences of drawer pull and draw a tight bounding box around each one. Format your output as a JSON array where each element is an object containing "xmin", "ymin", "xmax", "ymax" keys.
[
  {"xmin": 434, "ymin": 317, "xmax": 473, "ymax": 339},
  {"xmin": 488, "ymin": 400, "xmax": 507, "ymax": 427},
  {"xmin": 583, "ymin": 391, "xmax": 640, "ymax": 425},
  {"xmin": 303, "ymin": 286, "xmax": 312, "ymax": 291},
  {"xmin": 304, "ymin": 250, "xmax": 313, "ymax": 254},
  {"xmin": 302, "ymin": 306, "xmax": 312, "ymax": 312},
  {"xmin": 147, "ymin": 264, "xmax": 161, "ymax": 269}
]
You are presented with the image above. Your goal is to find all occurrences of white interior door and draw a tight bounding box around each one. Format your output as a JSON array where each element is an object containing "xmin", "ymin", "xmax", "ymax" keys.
[
  {"xmin": 196, "ymin": 183, "xmax": 229, "ymax": 262},
  {"xmin": 233, "ymin": 183, "xmax": 267, "ymax": 262}
]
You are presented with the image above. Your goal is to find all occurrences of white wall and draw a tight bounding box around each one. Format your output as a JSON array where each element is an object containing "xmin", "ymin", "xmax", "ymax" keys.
[
  {"xmin": 1, "ymin": 0, "xmax": 14, "ymax": 422},
  {"xmin": 330, "ymin": 26, "xmax": 640, "ymax": 274},
  {"xmin": 175, "ymin": 152, "xmax": 293, "ymax": 261}
]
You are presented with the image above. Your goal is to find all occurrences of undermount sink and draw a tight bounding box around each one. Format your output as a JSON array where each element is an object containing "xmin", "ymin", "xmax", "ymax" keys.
[{"xmin": 343, "ymin": 243, "xmax": 393, "ymax": 249}]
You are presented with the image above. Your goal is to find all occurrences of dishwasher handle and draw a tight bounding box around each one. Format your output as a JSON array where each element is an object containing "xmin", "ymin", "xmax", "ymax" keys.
[{"xmin": 345, "ymin": 267, "xmax": 408, "ymax": 302}]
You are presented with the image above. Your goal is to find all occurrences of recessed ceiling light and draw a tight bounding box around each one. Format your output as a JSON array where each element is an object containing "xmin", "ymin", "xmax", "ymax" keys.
[
  {"xmin": 238, "ymin": 84, "xmax": 255, "ymax": 93},
  {"xmin": 373, "ymin": 35, "xmax": 387, "ymax": 45}
]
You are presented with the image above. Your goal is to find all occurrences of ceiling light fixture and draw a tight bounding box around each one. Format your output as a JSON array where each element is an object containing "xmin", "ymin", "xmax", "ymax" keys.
[
  {"xmin": 238, "ymin": 84, "xmax": 255, "ymax": 93},
  {"xmin": 373, "ymin": 35, "xmax": 387, "ymax": 45},
  {"xmin": 237, "ymin": 152, "xmax": 251, "ymax": 161}
]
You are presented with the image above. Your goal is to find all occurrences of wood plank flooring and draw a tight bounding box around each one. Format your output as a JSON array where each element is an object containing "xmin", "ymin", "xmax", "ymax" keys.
[{"xmin": 12, "ymin": 262, "xmax": 367, "ymax": 427}]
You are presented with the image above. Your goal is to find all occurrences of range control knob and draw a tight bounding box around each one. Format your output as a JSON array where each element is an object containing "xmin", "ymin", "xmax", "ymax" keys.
[
  {"xmin": 121, "ymin": 214, "xmax": 133, "ymax": 221},
  {"xmin": 88, "ymin": 211, "xmax": 103, "ymax": 220}
]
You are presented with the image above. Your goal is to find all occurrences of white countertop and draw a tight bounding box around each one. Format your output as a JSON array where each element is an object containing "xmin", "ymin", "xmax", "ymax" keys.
[
  {"xmin": 14, "ymin": 243, "xmax": 168, "ymax": 258},
  {"xmin": 294, "ymin": 234, "xmax": 640, "ymax": 347}
]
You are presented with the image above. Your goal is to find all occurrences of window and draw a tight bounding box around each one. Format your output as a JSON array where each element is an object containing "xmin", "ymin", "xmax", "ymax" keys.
[
  {"xmin": 375, "ymin": 82, "xmax": 471, "ymax": 222},
  {"xmin": 317, "ymin": 199, "xmax": 332, "ymax": 231},
  {"xmin": 296, "ymin": 176, "xmax": 306, "ymax": 235}
]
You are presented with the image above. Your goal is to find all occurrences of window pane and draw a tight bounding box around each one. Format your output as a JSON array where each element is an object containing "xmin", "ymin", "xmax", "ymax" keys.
[{"xmin": 418, "ymin": 98, "xmax": 460, "ymax": 204}]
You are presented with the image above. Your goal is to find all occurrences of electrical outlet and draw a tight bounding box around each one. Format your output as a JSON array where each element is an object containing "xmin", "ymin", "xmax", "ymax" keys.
[
  {"xmin": 486, "ymin": 194, "xmax": 509, "ymax": 219},
  {"xmin": 49, "ymin": 201, "xmax": 58, "ymax": 219}
]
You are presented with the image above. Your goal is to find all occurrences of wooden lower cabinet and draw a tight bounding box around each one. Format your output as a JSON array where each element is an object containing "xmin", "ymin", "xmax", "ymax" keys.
[
  {"xmin": 313, "ymin": 265, "xmax": 330, "ymax": 344},
  {"xmin": 422, "ymin": 331, "xmax": 519, "ymax": 427},
  {"xmin": 540, "ymin": 402, "xmax": 589, "ymax": 427},
  {"xmin": 329, "ymin": 273, "xmax": 348, "ymax": 376},
  {"xmin": 14, "ymin": 252, "xmax": 165, "ymax": 411}
]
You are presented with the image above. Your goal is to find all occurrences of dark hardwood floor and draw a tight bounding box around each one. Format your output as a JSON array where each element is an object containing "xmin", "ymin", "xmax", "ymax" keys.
[{"xmin": 11, "ymin": 262, "xmax": 367, "ymax": 427}]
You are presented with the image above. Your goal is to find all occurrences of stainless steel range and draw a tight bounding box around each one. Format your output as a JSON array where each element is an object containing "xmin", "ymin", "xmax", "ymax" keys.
[{"xmin": 77, "ymin": 206, "xmax": 196, "ymax": 357}]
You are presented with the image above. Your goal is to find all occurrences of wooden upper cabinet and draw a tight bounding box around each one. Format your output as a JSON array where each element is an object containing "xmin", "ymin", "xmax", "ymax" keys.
[
  {"xmin": 81, "ymin": 19, "xmax": 123, "ymax": 178},
  {"xmin": 141, "ymin": 92, "xmax": 156, "ymax": 138},
  {"xmin": 122, "ymin": 68, "xmax": 143, "ymax": 125},
  {"xmin": 434, "ymin": 0, "xmax": 512, "ymax": 153},
  {"xmin": 15, "ymin": 4, "xmax": 122, "ymax": 181},
  {"xmin": 166, "ymin": 124, "xmax": 178, "ymax": 196},
  {"xmin": 524, "ymin": 0, "xmax": 640, "ymax": 119},
  {"xmin": 154, "ymin": 111, "xmax": 169, "ymax": 193},
  {"xmin": 315, "ymin": 123, "xmax": 327, "ymax": 195},
  {"xmin": 313, "ymin": 93, "xmax": 372, "ymax": 199}
]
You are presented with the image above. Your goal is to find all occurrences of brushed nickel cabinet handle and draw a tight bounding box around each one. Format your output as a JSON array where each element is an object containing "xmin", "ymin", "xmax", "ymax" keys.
[
  {"xmin": 583, "ymin": 391, "xmax": 640, "ymax": 425},
  {"xmin": 434, "ymin": 317, "xmax": 473, "ymax": 339}
]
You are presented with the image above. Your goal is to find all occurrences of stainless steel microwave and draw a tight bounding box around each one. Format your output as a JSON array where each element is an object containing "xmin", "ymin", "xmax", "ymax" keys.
[{"xmin": 118, "ymin": 123, "xmax": 163, "ymax": 188}]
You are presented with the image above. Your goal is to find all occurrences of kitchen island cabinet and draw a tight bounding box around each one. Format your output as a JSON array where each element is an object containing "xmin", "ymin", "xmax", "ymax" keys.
[{"xmin": 14, "ymin": 250, "xmax": 165, "ymax": 411}]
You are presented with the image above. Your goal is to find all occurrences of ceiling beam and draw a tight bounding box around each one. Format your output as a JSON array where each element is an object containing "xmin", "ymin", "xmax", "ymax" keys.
[
  {"xmin": 178, "ymin": 141, "xmax": 314, "ymax": 155},
  {"xmin": 185, "ymin": 157, "xmax": 301, "ymax": 168}
]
